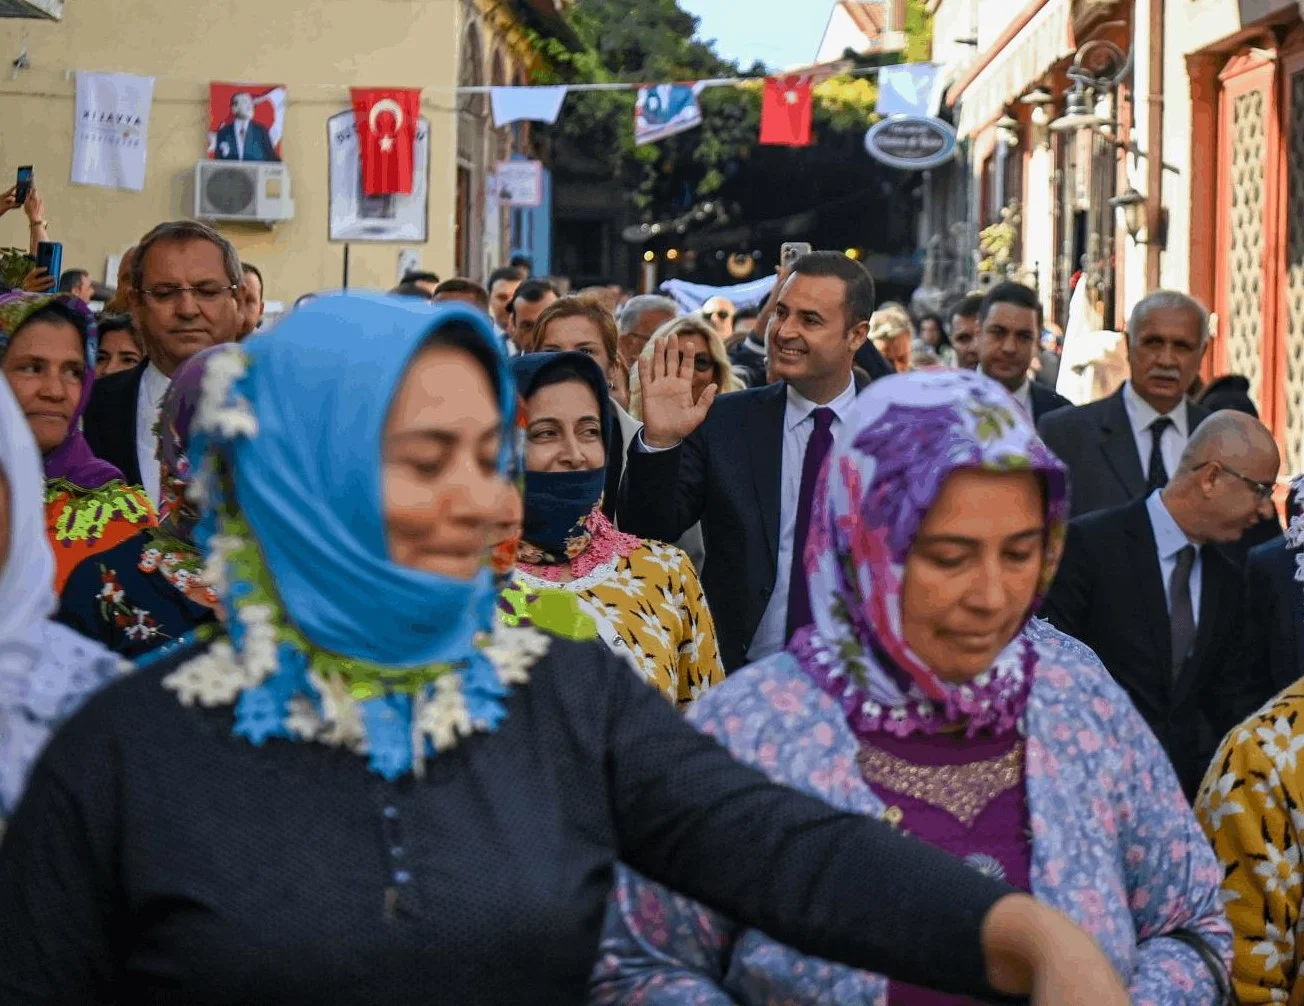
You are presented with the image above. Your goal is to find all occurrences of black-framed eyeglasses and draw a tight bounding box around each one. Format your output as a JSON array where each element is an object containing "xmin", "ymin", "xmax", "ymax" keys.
[
  {"xmin": 709, "ymin": 310, "xmax": 733, "ymax": 321},
  {"xmin": 1197, "ymin": 461, "xmax": 1275, "ymax": 501},
  {"xmin": 142, "ymin": 283, "xmax": 239, "ymax": 305}
]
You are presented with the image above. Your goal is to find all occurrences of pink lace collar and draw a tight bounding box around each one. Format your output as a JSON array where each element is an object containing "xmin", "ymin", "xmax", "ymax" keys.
[{"xmin": 516, "ymin": 507, "xmax": 642, "ymax": 583}]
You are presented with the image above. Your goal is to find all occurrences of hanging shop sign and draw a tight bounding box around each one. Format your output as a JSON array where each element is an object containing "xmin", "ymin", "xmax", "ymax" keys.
[{"xmin": 864, "ymin": 115, "xmax": 957, "ymax": 171}]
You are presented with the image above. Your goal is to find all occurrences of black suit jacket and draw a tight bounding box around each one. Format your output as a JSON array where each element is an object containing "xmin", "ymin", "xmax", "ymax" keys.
[
  {"xmin": 82, "ymin": 362, "xmax": 146, "ymax": 486},
  {"xmin": 1041, "ymin": 497, "xmax": 1248, "ymax": 798},
  {"xmin": 215, "ymin": 120, "xmax": 280, "ymax": 162},
  {"xmin": 1243, "ymin": 536, "xmax": 1304, "ymax": 701},
  {"xmin": 1028, "ymin": 382, "xmax": 1073, "ymax": 423},
  {"xmin": 618, "ymin": 373, "xmax": 870, "ymax": 672},
  {"xmin": 1036, "ymin": 387, "xmax": 1208, "ymax": 518}
]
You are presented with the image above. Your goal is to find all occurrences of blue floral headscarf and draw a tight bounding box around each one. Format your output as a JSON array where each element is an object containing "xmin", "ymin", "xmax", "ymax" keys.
[
  {"xmin": 792, "ymin": 369, "xmax": 1069, "ymax": 739},
  {"xmin": 172, "ymin": 293, "xmax": 531, "ymax": 779}
]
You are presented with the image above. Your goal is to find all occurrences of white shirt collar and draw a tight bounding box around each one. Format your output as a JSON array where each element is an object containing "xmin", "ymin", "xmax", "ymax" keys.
[
  {"xmin": 141, "ymin": 361, "xmax": 170, "ymax": 407},
  {"xmin": 785, "ymin": 376, "xmax": 857, "ymax": 432},
  {"xmin": 1123, "ymin": 380, "xmax": 1188, "ymax": 436},
  {"xmin": 1145, "ymin": 489, "xmax": 1197, "ymax": 560}
]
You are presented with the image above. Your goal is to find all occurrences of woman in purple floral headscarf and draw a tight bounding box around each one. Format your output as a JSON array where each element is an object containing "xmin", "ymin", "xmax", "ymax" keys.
[
  {"xmin": 54, "ymin": 348, "xmax": 220, "ymax": 657},
  {"xmin": 591, "ymin": 369, "xmax": 1230, "ymax": 1006},
  {"xmin": 0, "ymin": 292, "xmax": 154, "ymax": 591}
]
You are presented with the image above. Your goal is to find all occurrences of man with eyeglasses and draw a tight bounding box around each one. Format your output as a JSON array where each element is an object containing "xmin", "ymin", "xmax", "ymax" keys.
[
  {"xmin": 1042, "ymin": 410, "xmax": 1281, "ymax": 799},
  {"xmin": 84, "ymin": 220, "xmax": 242, "ymax": 507},
  {"xmin": 700, "ymin": 296, "xmax": 735, "ymax": 341}
]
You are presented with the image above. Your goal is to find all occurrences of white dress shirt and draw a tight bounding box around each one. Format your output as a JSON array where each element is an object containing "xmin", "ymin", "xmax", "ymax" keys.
[
  {"xmin": 1145, "ymin": 489, "xmax": 1202, "ymax": 627},
  {"xmin": 235, "ymin": 119, "xmax": 247, "ymax": 160},
  {"xmin": 1123, "ymin": 381, "xmax": 1189, "ymax": 482},
  {"xmin": 747, "ymin": 377, "xmax": 858, "ymax": 662},
  {"xmin": 136, "ymin": 362, "xmax": 171, "ymax": 507}
]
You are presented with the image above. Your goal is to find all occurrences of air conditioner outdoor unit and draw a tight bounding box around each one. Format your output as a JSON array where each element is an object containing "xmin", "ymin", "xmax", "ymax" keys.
[
  {"xmin": 194, "ymin": 161, "xmax": 294, "ymax": 224},
  {"xmin": 0, "ymin": 0, "xmax": 62, "ymax": 19}
]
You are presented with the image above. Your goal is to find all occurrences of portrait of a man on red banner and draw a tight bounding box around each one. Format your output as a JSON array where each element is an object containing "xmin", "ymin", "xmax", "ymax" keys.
[{"xmin": 209, "ymin": 82, "xmax": 287, "ymax": 162}]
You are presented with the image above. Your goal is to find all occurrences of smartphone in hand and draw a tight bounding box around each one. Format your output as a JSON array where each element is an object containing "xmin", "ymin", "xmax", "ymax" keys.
[
  {"xmin": 35, "ymin": 241, "xmax": 62, "ymax": 285},
  {"xmin": 780, "ymin": 242, "xmax": 812, "ymax": 269},
  {"xmin": 15, "ymin": 165, "xmax": 33, "ymax": 206}
]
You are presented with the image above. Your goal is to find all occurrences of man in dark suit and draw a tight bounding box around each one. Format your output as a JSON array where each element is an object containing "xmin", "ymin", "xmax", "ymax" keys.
[
  {"xmin": 1037, "ymin": 291, "xmax": 1209, "ymax": 518},
  {"xmin": 975, "ymin": 282, "xmax": 1072, "ymax": 422},
  {"xmin": 83, "ymin": 220, "xmax": 242, "ymax": 504},
  {"xmin": 618, "ymin": 251, "xmax": 888, "ymax": 672},
  {"xmin": 215, "ymin": 92, "xmax": 280, "ymax": 162},
  {"xmin": 1042, "ymin": 410, "xmax": 1280, "ymax": 798}
]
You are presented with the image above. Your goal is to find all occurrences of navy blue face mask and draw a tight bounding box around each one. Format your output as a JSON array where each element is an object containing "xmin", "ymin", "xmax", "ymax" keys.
[{"xmin": 520, "ymin": 468, "xmax": 607, "ymax": 562}]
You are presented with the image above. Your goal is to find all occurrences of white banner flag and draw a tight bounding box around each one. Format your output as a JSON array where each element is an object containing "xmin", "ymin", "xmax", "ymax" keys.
[{"xmin": 72, "ymin": 71, "xmax": 155, "ymax": 192}]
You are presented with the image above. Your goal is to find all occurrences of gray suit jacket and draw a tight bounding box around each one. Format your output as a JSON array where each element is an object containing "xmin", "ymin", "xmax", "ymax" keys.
[{"xmin": 1036, "ymin": 387, "xmax": 1208, "ymax": 518}]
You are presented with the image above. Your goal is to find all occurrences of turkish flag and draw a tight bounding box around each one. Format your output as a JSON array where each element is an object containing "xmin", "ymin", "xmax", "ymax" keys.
[
  {"xmin": 760, "ymin": 75, "xmax": 813, "ymax": 147},
  {"xmin": 351, "ymin": 87, "xmax": 423, "ymax": 195}
]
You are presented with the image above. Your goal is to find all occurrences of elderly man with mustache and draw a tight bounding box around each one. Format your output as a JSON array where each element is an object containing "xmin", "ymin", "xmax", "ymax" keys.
[{"xmin": 1036, "ymin": 291, "xmax": 1212, "ymax": 518}]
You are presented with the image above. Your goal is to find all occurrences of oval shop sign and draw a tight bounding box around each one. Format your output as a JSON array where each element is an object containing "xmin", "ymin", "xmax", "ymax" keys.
[{"xmin": 864, "ymin": 115, "xmax": 958, "ymax": 171}]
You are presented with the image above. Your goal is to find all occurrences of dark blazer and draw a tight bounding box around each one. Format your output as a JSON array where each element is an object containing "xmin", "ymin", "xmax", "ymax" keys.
[
  {"xmin": 1041, "ymin": 497, "xmax": 1248, "ymax": 798},
  {"xmin": 1028, "ymin": 382, "xmax": 1073, "ymax": 423},
  {"xmin": 1242, "ymin": 536, "xmax": 1304, "ymax": 701},
  {"xmin": 82, "ymin": 361, "xmax": 147, "ymax": 486},
  {"xmin": 1036, "ymin": 387, "xmax": 1209, "ymax": 518},
  {"xmin": 618, "ymin": 372, "xmax": 871, "ymax": 672},
  {"xmin": 215, "ymin": 120, "xmax": 279, "ymax": 162}
]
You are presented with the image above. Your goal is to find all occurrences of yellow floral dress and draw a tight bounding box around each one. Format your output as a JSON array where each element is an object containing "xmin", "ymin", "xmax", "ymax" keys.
[
  {"xmin": 1196, "ymin": 681, "xmax": 1304, "ymax": 1004},
  {"xmin": 516, "ymin": 514, "xmax": 724, "ymax": 708}
]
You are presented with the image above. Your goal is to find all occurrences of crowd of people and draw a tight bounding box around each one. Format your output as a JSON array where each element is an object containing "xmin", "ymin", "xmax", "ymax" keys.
[{"xmin": 0, "ymin": 202, "xmax": 1299, "ymax": 1004}]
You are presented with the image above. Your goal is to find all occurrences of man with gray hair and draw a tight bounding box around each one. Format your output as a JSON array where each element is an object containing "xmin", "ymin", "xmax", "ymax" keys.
[
  {"xmin": 616, "ymin": 295, "xmax": 678, "ymax": 367},
  {"xmin": 1038, "ymin": 290, "xmax": 1211, "ymax": 518},
  {"xmin": 84, "ymin": 220, "xmax": 243, "ymax": 505},
  {"xmin": 1043, "ymin": 409, "xmax": 1280, "ymax": 797}
]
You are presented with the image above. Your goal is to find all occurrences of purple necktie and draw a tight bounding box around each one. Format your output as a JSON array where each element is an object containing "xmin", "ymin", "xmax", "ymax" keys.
[{"xmin": 786, "ymin": 407, "xmax": 836, "ymax": 641}]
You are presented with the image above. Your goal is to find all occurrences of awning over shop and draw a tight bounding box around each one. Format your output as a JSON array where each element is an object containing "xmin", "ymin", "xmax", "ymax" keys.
[{"xmin": 949, "ymin": 0, "xmax": 1073, "ymax": 140}]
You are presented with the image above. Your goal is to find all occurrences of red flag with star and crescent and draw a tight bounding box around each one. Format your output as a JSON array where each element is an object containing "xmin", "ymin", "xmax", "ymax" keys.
[
  {"xmin": 760, "ymin": 75, "xmax": 814, "ymax": 147},
  {"xmin": 350, "ymin": 87, "xmax": 423, "ymax": 195}
]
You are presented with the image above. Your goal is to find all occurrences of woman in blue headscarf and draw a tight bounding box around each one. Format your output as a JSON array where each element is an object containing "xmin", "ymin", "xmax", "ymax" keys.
[{"xmin": 0, "ymin": 294, "xmax": 1131, "ymax": 1006}]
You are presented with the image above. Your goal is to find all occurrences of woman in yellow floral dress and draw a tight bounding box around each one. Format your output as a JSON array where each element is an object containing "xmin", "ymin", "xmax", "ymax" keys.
[
  {"xmin": 0, "ymin": 292, "xmax": 154, "ymax": 592},
  {"xmin": 510, "ymin": 352, "xmax": 724, "ymax": 707}
]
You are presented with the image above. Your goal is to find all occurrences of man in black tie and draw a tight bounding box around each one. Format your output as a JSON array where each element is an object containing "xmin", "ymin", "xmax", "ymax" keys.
[
  {"xmin": 1037, "ymin": 290, "xmax": 1210, "ymax": 517},
  {"xmin": 618, "ymin": 251, "xmax": 888, "ymax": 671},
  {"xmin": 1042, "ymin": 410, "xmax": 1280, "ymax": 798}
]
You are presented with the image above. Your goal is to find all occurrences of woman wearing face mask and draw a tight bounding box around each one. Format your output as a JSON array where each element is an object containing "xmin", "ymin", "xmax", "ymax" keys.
[
  {"xmin": 55, "ymin": 349, "xmax": 222, "ymax": 657},
  {"xmin": 593, "ymin": 369, "xmax": 1229, "ymax": 1006},
  {"xmin": 0, "ymin": 292, "xmax": 155, "ymax": 592},
  {"xmin": 0, "ymin": 296, "xmax": 1133, "ymax": 1006},
  {"xmin": 0, "ymin": 378, "xmax": 121, "ymax": 831},
  {"xmin": 530, "ymin": 296, "xmax": 638, "ymax": 518},
  {"xmin": 511, "ymin": 352, "xmax": 723, "ymax": 708}
]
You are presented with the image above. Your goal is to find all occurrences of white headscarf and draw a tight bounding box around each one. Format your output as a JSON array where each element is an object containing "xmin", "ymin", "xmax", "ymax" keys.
[
  {"xmin": 0, "ymin": 378, "xmax": 120, "ymax": 824},
  {"xmin": 0, "ymin": 373, "xmax": 56, "ymax": 643}
]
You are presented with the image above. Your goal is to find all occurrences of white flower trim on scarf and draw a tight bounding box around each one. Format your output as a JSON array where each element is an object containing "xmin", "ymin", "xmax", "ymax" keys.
[
  {"xmin": 162, "ymin": 616, "xmax": 551, "ymax": 772},
  {"xmin": 513, "ymin": 554, "xmax": 622, "ymax": 594}
]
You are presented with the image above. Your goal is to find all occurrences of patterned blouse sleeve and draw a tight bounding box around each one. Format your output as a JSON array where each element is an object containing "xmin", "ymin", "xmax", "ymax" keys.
[
  {"xmin": 671, "ymin": 549, "xmax": 725, "ymax": 707},
  {"xmin": 1107, "ymin": 683, "xmax": 1232, "ymax": 1006},
  {"xmin": 1197, "ymin": 712, "xmax": 1303, "ymax": 1005}
]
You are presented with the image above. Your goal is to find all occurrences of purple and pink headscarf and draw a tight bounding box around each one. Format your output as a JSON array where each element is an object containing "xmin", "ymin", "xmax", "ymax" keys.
[
  {"xmin": 0, "ymin": 291, "xmax": 123, "ymax": 490},
  {"xmin": 790, "ymin": 369, "xmax": 1070, "ymax": 739}
]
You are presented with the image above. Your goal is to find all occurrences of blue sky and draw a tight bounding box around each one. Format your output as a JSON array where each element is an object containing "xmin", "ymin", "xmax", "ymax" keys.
[{"xmin": 679, "ymin": 0, "xmax": 826, "ymax": 71}]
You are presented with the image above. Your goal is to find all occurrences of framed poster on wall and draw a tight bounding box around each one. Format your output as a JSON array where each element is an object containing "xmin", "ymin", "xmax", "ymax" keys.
[{"xmin": 327, "ymin": 109, "xmax": 430, "ymax": 243}]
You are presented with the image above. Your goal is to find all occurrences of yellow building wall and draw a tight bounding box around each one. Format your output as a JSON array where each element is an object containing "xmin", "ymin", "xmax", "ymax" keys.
[{"xmin": 0, "ymin": 0, "xmax": 487, "ymax": 305}]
